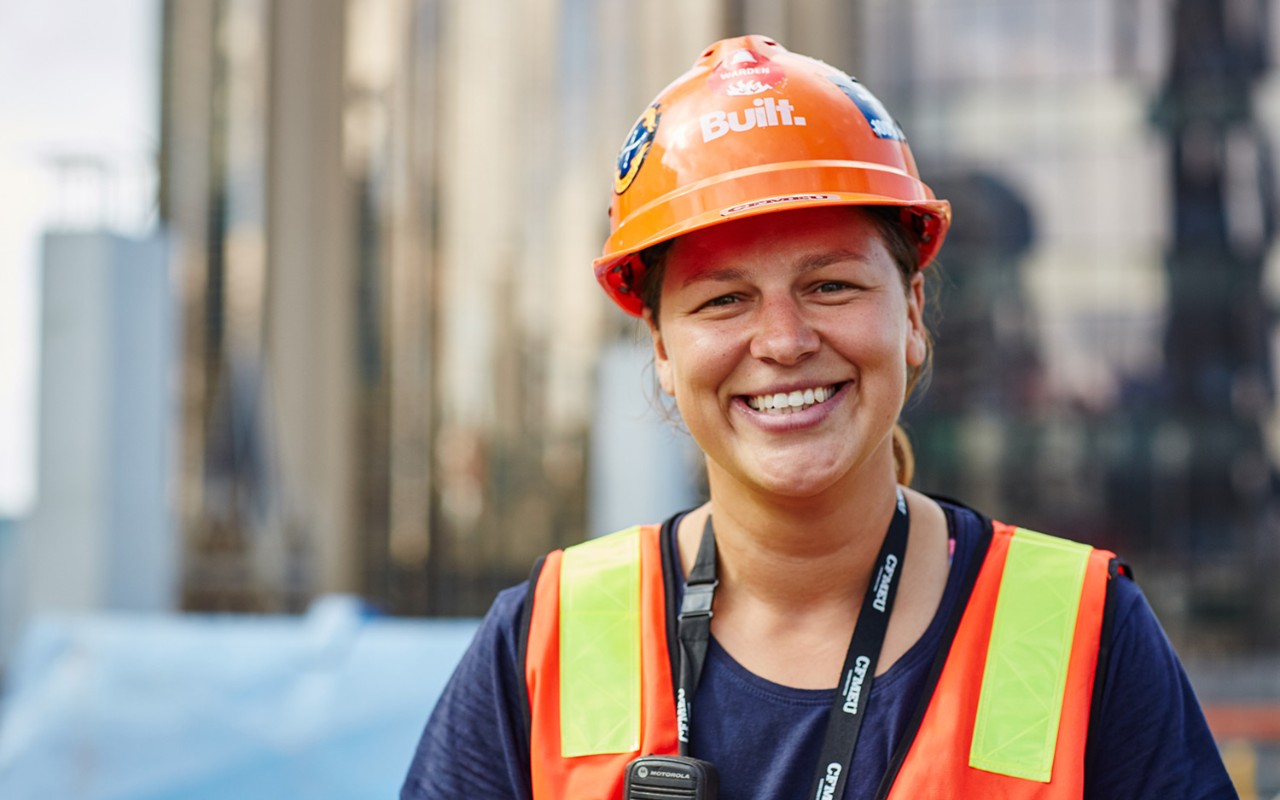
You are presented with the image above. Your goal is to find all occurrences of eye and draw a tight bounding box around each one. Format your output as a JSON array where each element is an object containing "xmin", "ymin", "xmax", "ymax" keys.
[
  {"xmin": 811, "ymin": 279, "xmax": 863, "ymax": 296},
  {"xmin": 698, "ymin": 293, "xmax": 742, "ymax": 310}
]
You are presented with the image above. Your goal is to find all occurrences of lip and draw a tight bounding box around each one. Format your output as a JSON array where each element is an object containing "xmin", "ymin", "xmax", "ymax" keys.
[{"xmin": 733, "ymin": 380, "xmax": 852, "ymax": 430}]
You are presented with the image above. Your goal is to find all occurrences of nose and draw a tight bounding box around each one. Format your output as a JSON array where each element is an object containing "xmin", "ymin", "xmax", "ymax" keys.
[{"xmin": 750, "ymin": 295, "xmax": 820, "ymax": 365}]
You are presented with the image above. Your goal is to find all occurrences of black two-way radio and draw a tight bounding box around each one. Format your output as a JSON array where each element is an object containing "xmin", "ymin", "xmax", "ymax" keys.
[{"xmin": 623, "ymin": 755, "xmax": 719, "ymax": 799}]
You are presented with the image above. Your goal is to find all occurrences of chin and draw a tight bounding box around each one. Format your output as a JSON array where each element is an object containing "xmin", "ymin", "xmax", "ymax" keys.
[
  {"xmin": 737, "ymin": 459, "xmax": 850, "ymax": 500},
  {"xmin": 745, "ymin": 442, "xmax": 894, "ymax": 500}
]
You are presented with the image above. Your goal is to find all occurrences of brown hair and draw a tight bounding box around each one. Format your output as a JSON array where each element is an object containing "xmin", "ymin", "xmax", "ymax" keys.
[{"xmin": 638, "ymin": 206, "xmax": 932, "ymax": 486}]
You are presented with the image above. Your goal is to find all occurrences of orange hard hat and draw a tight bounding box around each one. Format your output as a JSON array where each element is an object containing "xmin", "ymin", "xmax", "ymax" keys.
[{"xmin": 595, "ymin": 34, "xmax": 951, "ymax": 317}]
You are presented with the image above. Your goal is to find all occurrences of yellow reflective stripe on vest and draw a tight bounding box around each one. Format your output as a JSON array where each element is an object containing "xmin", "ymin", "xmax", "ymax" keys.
[
  {"xmin": 558, "ymin": 527, "xmax": 642, "ymax": 757},
  {"xmin": 970, "ymin": 527, "xmax": 1093, "ymax": 782}
]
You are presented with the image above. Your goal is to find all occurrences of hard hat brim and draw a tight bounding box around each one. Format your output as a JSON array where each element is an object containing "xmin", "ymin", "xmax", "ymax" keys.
[{"xmin": 594, "ymin": 160, "xmax": 951, "ymax": 317}]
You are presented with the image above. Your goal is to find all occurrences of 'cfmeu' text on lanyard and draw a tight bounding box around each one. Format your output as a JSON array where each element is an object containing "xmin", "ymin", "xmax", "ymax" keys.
[{"xmin": 675, "ymin": 489, "xmax": 909, "ymax": 800}]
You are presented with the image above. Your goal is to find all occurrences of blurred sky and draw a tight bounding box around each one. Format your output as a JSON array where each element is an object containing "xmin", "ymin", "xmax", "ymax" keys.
[{"xmin": 0, "ymin": 0, "xmax": 159, "ymax": 516}]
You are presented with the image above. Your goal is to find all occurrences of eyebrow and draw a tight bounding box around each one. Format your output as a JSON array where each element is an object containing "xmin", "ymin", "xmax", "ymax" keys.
[{"xmin": 679, "ymin": 247, "xmax": 869, "ymax": 289}]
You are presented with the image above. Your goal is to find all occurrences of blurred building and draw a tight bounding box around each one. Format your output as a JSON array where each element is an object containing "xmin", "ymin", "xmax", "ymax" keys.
[
  {"xmin": 11, "ymin": 232, "xmax": 177, "ymax": 662},
  {"xmin": 159, "ymin": 0, "xmax": 1279, "ymax": 658},
  {"xmin": 858, "ymin": 0, "xmax": 1280, "ymax": 655},
  {"xmin": 160, "ymin": 0, "xmax": 747, "ymax": 615},
  {"xmin": 161, "ymin": 0, "xmax": 870, "ymax": 617}
]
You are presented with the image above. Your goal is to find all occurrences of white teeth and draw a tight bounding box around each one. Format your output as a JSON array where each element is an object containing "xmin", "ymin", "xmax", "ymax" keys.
[{"xmin": 745, "ymin": 384, "xmax": 839, "ymax": 414}]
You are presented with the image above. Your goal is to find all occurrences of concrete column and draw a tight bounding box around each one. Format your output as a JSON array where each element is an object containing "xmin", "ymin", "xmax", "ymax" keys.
[{"xmin": 266, "ymin": 0, "xmax": 356, "ymax": 593}]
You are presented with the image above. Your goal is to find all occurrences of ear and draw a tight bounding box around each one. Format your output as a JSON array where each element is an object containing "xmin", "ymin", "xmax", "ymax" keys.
[
  {"xmin": 905, "ymin": 271, "xmax": 927, "ymax": 368},
  {"xmin": 644, "ymin": 309, "xmax": 676, "ymax": 396}
]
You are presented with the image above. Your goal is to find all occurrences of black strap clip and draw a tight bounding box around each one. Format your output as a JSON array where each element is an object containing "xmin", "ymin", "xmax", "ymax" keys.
[{"xmin": 680, "ymin": 579, "xmax": 719, "ymax": 620}]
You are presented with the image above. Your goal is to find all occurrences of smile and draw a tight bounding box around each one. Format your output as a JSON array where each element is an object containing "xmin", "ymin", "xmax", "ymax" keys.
[{"xmin": 744, "ymin": 383, "xmax": 843, "ymax": 414}]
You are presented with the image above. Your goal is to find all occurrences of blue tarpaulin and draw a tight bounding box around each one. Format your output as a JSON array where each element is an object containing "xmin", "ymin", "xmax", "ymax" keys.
[{"xmin": 0, "ymin": 597, "xmax": 478, "ymax": 799}]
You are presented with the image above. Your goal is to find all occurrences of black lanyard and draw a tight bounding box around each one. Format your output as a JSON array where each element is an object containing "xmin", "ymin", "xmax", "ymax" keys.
[{"xmin": 675, "ymin": 490, "xmax": 910, "ymax": 800}]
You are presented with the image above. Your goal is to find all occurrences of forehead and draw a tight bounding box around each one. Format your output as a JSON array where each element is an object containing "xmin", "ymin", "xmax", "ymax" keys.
[{"xmin": 663, "ymin": 205, "xmax": 888, "ymax": 281}]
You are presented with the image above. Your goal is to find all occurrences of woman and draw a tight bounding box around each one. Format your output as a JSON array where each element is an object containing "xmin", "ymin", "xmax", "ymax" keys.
[{"xmin": 402, "ymin": 36, "xmax": 1235, "ymax": 800}]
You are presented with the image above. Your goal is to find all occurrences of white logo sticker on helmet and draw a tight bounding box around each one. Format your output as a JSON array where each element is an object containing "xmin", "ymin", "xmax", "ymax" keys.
[
  {"xmin": 720, "ymin": 194, "xmax": 840, "ymax": 216},
  {"xmin": 708, "ymin": 48, "xmax": 786, "ymax": 96},
  {"xmin": 700, "ymin": 97, "xmax": 806, "ymax": 143},
  {"xmin": 827, "ymin": 72, "xmax": 905, "ymax": 141},
  {"xmin": 615, "ymin": 103, "xmax": 661, "ymax": 194}
]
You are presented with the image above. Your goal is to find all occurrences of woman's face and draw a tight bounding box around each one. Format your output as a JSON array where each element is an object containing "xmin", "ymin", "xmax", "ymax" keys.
[{"xmin": 647, "ymin": 205, "xmax": 927, "ymax": 501}]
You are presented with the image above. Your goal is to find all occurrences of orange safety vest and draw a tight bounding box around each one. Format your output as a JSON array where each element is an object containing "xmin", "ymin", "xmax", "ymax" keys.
[{"xmin": 523, "ymin": 516, "xmax": 1121, "ymax": 799}]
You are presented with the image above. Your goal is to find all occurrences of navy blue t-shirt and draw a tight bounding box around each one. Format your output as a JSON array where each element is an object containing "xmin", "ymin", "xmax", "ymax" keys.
[{"xmin": 401, "ymin": 502, "xmax": 1237, "ymax": 799}]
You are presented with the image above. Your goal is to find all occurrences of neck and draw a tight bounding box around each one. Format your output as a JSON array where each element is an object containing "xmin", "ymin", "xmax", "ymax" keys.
[{"xmin": 692, "ymin": 456, "xmax": 901, "ymax": 612}]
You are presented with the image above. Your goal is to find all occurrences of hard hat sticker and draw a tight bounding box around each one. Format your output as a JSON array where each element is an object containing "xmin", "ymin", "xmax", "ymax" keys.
[
  {"xmin": 708, "ymin": 48, "xmax": 786, "ymax": 96},
  {"xmin": 828, "ymin": 72, "xmax": 906, "ymax": 142},
  {"xmin": 700, "ymin": 97, "xmax": 806, "ymax": 143},
  {"xmin": 721, "ymin": 194, "xmax": 840, "ymax": 216},
  {"xmin": 615, "ymin": 103, "xmax": 661, "ymax": 194}
]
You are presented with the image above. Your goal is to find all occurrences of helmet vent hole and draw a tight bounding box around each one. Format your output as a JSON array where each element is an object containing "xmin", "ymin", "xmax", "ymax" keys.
[{"xmin": 701, "ymin": 47, "xmax": 715, "ymax": 57}]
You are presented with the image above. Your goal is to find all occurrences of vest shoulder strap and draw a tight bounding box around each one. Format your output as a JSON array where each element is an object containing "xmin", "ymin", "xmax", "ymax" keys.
[
  {"xmin": 969, "ymin": 526, "xmax": 1096, "ymax": 780},
  {"xmin": 559, "ymin": 528, "xmax": 646, "ymax": 756},
  {"xmin": 883, "ymin": 521, "xmax": 1118, "ymax": 799},
  {"xmin": 517, "ymin": 520, "xmax": 685, "ymax": 741},
  {"xmin": 521, "ymin": 524, "xmax": 677, "ymax": 800}
]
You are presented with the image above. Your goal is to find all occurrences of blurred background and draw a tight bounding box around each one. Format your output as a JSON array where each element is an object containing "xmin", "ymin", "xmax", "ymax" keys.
[{"xmin": 1, "ymin": 0, "xmax": 1278, "ymax": 796}]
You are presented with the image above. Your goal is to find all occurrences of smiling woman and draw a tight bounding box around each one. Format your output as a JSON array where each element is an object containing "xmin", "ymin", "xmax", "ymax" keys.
[
  {"xmin": 647, "ymin": 207, "xmax": 925, "ymax": 511},
  {"xmin": 402, "ymin": 35, "xmax": 1236, "ymax": 800}
]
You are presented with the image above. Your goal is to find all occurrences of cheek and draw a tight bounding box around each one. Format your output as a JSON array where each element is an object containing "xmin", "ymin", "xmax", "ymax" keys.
[{"xmin": 663, "ymin": 332, "xmax": 738, "ymax": 399}]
